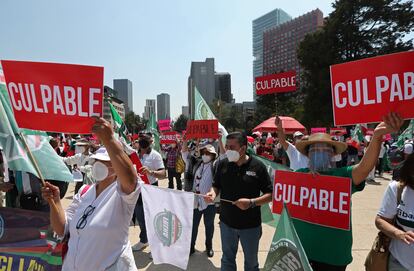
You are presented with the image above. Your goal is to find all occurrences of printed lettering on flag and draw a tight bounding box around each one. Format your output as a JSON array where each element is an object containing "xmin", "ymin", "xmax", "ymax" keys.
[
  {"xmin": 255, "ymin": 70, "xmax": 297, "ymax": 95},
  {"xmin": 272, "ymin": 171, "xmax": 352, "ymax": 230},
  {"xmin": 330, "ymin": 51, "xmax": 414, "ymax": 126},
  {"xmin": 1, "ymin": 60, "xmax": 104, "ymax": 134},
  {"xmin": 185, "ymin": 120, "xmax": 218, "ymax": 139}
]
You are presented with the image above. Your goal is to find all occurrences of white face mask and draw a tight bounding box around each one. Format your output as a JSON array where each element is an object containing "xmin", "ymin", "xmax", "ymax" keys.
[
  {"xmin": 226, "ymin": 150, "xmax": 240, "ymax": 163},
  {"xmin": 92, "ymin": 161, "xmax": 109, "ymax": 182},
  {"xmin": 202, "ymin": 154, "xmax": 212, "ymax": 163},
  {"xmin": 75, "ymin": 146, "xmax": 84, "ymax": 154}
]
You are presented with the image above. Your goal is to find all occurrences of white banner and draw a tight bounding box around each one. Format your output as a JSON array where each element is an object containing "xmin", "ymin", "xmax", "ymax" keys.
[{"xmin": 142, "ymin": 184, "xmax": 194, "ymax": 270}]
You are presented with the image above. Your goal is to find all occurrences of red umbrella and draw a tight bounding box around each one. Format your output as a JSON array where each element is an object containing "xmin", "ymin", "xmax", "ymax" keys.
[{"xmin": 253, "ymin": 116, "xmax": 307, "ymax": 135}]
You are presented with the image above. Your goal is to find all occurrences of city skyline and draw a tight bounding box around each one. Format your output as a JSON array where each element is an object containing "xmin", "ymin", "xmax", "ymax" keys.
[{"xmin": 0, "ymin": 1, "xmax": 337, "ymax": 119}]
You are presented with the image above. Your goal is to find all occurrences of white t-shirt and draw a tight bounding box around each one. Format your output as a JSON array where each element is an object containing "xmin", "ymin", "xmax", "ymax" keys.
[
  {"xmin": 378, "ymin": 181, "xmax": 414, "ymax": 270},
  {"xmin": 286, "ymin": 142, "xmax": 309, "ymax": 170},
  {"xmin": 140, "ymin": 149, "xmax": 165, "ymax": 184},
  {"xmin": 63, "ymin": 180, "xmax": 141, "ymax": 271}
]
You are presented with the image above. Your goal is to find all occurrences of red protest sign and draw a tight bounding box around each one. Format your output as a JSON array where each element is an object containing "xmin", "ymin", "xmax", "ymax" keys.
[
  {"xmin": 158, "ymin": 119, "xmax": 171, "ymax": 131},
  {"xmin": 185, "ymin": 120, "xmax": 218, "ymax": 139},
  {"xmin": 255, "ymin": 70, "xmax": 296, "ymax": 95},
  {"xmin": 330, "ymin": 127, "xmax": 347, "ymax": 136},
  {"xmin": 160, "ymin": 131, "xmax": 178, "ymax": 144},
  {"xmin": 330, "ymin": 51, "xmax": 414, "ymax": 126},
  {"xmin": 129, "ymin": 152, "xmax": 150, "ymax": 184},
  {"xmin": 311, "ymin": 127, "xmax": 327, "ymax": 134},
  {"xmin": 273, "ymin": 171, "xmax": 352, "ymax": 230},
  {"xmin": 1, "ymin": 60, "xmax": 104, "ymax": 134}
]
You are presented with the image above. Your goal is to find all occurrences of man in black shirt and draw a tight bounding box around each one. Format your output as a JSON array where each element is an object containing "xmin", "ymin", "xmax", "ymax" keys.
[{"xmin": 206, "ymin": 132, "xmax": 273, "ymax": 271}]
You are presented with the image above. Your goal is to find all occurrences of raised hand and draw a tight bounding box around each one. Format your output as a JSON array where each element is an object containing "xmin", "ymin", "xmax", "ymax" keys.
[
  {"xmin": 374, "ymin": 112, "xmax": 404, "ymax": 138},
  {"xmin": 91, "ymin": 117, "xmax": 114, "ymax": 144}
]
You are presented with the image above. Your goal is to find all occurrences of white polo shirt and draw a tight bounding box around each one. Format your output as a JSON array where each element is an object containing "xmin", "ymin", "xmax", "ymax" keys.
[
  {"xmin": 139, "ymin": 149, "xmax": 165, "ymax": 184},
  {"xmin": 62, "ymin": 180, "xmax": 140, "ymax": 271}
]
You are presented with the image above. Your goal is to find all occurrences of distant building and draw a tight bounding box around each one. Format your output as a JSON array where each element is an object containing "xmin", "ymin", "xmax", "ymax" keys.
[
  {"xmin": 103, "ymin": 86, "xmax": 125, "ymax": 125},
  {"xmin": 215, "ymin": 72, "xmax": 232, "ymax": 103},
  {"xmin": 157, "ymin": 93, "xmax": 170, "ymax": 121},
  {"xmin": 113, "ymin": 79, "xmax": 133, "ymax": 114},
  {"xmin": 263, "ymin": 9, "xmax": 324, "ymax": 78},
  {"xmin": 182, "ymin": 106, "xmax": 189, "ymax": 117},
  {"xmin": 144, "ymin": 99, "xmax": 156, "ymax": 120},
  {"xmin": 253, "ymin": 9, "xmax": 291, "ymax": 101},
  {"xmin": 188, "ymin": 58, "xmax": 216, "ymax": 118}
]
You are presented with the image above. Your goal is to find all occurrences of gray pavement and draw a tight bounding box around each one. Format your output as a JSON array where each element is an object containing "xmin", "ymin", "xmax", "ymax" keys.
[{"xmin": 61, "ymin": 173, "xmax": 391, "ymax": 270}]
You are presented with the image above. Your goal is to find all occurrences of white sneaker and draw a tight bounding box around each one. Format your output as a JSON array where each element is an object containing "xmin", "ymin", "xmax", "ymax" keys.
[{"xmin": 132, "ymin": 242, "xmax": 148, "ymax": 251}]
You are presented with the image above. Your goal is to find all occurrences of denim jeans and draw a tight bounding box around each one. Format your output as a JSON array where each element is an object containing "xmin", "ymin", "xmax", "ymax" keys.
[
  {"xmin": 191, "ymin": 205, "xmax": 216, "ymax": 250},
  {"xmin": 220, "ymin": 222, "xmax": 262, "ymax": 271},
  {"xmin": 134, "ymin": 182, "xmax": 158, "ymax": 243},
  {"xmin": 168, "ymin": 168, "xmax": 182, "ymax": 190}
]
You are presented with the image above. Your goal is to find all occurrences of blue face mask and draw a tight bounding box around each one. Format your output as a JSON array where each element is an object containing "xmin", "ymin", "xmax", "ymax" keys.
[{"xmin": 308, "ymin": 143, "xmax": 334, "ymax": 172}]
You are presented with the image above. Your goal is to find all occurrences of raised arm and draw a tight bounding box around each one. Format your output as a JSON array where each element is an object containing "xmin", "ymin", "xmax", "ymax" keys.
[
  {"xmin": 275, "ymin": 116, "xmax": 289, "ymax": 150},
  {"xmin": 352, "ymin": 113, "xmax": 403, "ymax": 185},
  {"xmin": 92, "ymin": 117, "xmax": 138, "ymax": 194}
]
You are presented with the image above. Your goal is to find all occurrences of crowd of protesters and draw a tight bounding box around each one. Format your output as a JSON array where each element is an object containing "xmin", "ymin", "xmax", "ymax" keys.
[{"xmin": 1, "ymin": 112, "xmax": 414, "ymax": 270}]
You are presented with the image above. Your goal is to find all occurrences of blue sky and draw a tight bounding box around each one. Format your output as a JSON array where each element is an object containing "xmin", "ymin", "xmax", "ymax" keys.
[{"xmin": 0, "ymin": 1, "xmax": 337, "ymax": 119}]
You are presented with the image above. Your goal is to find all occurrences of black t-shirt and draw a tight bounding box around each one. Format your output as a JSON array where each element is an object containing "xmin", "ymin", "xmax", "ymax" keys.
[{"xmin": 213, "ymin": 156, "xmax": 273, "ymax": 229}]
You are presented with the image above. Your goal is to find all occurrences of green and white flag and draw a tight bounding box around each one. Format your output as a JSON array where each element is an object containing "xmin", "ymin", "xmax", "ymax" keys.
[
  {"xmin": 396, "ymin": 119, "xmax": 414, "ymax": 148},
  {"xmin": 351, "ymin": 124, "xmax": 364, "ymax": 143},
  {"xmin": 0, "ymin": 76, "xmax": 72, "ymax": 182},
  {"xmin": 145, "ymin": 113, "xmax": 161, "ymax": 152},
  {"xmin": 193, "ymin": 87, "xmax": 228, "ymax": 142},
  {"xmin": 109, "ymin": 102, "xmax": 130, "ymax": 143},
  {"xmin": 264, "ymin": 205, "xmax": 313, "ymax": 271}
]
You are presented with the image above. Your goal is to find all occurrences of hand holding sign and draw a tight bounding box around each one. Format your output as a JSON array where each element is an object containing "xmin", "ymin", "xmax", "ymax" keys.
[{"xmin": 91, "ymin": 117, "xmax": 114, "ymax": 144}]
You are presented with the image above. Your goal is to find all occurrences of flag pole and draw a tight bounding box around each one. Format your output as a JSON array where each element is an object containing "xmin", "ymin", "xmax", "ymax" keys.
[{"xmin": 19, "ymin": 133, "xmax": 46, "ymax": 186}]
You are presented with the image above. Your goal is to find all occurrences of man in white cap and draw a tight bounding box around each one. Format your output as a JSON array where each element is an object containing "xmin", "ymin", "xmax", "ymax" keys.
[
  {"xmin": 62, "ymin": 138, "xmax": 94, "ymax": 194},
  {"xmin": 275, "ymin": 116, "xmax": 309, "ymax": 170}
]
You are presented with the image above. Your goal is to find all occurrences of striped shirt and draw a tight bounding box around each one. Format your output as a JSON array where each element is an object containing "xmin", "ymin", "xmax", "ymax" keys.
[{"xmin": 193, "ymin": 162, "xmax": 214, "ymax": 211}]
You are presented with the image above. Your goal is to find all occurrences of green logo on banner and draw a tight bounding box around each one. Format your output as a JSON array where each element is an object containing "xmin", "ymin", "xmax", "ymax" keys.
[
  {"xmin": 267, "ymin": 238, "xmax": 304, "ymax": 271},
  {"xmin": 154, "ymin": 210, "xmax": 182, "ymax": 247}
]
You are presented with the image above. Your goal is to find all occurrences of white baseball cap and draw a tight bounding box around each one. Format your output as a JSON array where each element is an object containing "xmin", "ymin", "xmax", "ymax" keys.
[
  {"xmin": 90, "ymin": 147, "xmax": 111, "ymax": 161},
  {"xmin": 404, "ymin": 143, "xmax": 413, "ymax": 155},
  {"xmin": 293, "ymin": 131, "xmax": 304, "ymax": 138}
]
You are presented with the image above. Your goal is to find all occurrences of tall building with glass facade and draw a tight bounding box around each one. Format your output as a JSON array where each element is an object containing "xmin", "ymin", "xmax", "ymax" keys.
[
  {"xmin": 157, "ymin": 93, "xmax": 170, "ymax": 121},
  {"xmin": 253, "ymin": 9, "xmax": 291, "ymax": 101},
  {"xmin": 113, "ymin": 79, "xmax": 133, "ymax": 114}
]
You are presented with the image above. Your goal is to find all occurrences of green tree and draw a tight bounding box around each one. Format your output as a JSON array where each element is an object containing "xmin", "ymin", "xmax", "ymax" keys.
[
  {"xmin": 298, "ymin": 0, "xmax": 414, "ymax": 127},
  {"xmin": 173, "ymin": 114, "xmax": 189, "ymax": 132},
  {"xmin": 124, "ymin": 111, "xmax": 146, "ymax": 134}
]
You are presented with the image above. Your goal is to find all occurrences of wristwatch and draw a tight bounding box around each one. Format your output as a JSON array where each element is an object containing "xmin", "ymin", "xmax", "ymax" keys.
[{"xmin": 249, "ymin": 199, "xmax": 256, "ymax": 209}]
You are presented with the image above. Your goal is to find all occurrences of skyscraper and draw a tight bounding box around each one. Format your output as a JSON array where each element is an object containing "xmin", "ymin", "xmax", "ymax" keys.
[
  {"xmin": 157, "ymin": 93, "xmax": 170, "ymax": 121},
  {"xmin": 182, "ymin": 106, "xmax": 189, "ymax": 118},
  {"xmin": 214, "ymin": 72, "xmax": 232, "ymax": 103},
  {"xmin": 113, "ymin": 79, "xmax": 133, "ymax": 114},
  {"xmin": 263, "ymin": 9, "xmax": 324, "ymax": 78},
  {"xmin": 144, "ymin": 99, "xmax": 156, "ymax": 120},
  {"xmin": 188, "ymin": 58, "xmax": 216, "ymax": 118},
  {"xmin": 253, "ymin": 9, "xmax": 291, "ymax": 101}
]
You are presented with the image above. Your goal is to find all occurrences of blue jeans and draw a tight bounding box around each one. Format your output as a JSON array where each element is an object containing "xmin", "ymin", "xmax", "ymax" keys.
[
  {"xmin": 220, "ymin": 222, "xmax": 262, "ymax": 271},
  {"xmin": 191, "ymin": 205, "xmax": 216, "ymax": 250},
  {"xmin": 134, "ymin": 181, "xmax": 158, "ymax": 243}
]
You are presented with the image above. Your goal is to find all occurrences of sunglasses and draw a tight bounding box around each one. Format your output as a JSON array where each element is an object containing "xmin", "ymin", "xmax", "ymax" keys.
[{"xmin": 76, "ymin": 205, "xmax": 96, "ymax": 230}]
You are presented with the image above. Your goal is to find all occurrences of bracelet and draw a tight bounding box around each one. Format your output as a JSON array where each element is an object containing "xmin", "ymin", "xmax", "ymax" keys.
[{"xmin": 249, "ymin": 199, "xmax": 256, "ymax": 209}]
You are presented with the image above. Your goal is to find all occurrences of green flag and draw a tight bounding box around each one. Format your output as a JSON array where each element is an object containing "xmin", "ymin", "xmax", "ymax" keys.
[
  {"xmin": 0, "ymin": 79, "xmax": 72, "ymax": 182},
  {"xmin": 351, "ymin": 124, "xmax": 364, "ymax": 143},
  {"xmin": 253, "ymin": 151, "xmax": 291, "ymax": 227},
  {"xmin": 109, "ymin": 102, "xmax": 129, "ymax": 143},
  {"xmin": 396, "ymin": 119, "xmax": 414, "ymax": 148},
  {"xmin": 145, "ymin": 113, "xmax": 160, "ymax": 152},
  {"xmin": 263, "ymin": 205, "xmax": 313, "ymax": 271}
]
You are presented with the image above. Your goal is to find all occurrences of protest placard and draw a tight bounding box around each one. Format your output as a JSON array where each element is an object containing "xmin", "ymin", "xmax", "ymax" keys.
[
  {"xmin": 255, "ymin": 70, "xmax": 296, "ymax": 95},
  {"xmin": 185, "ymin": 120, "xmax": 218, "ymax": 139},
  {"xmin": 160, "ymin": 131, "xmax": 178, "ymax": 144},
  {"xmin": 273, "ymin": 171, "xmax": 352, "ymax": 230},
  {"xmin": 311, "ymin": 127, "xmax": 327, "ymax": 134},
  {"xmin": 330, "ymin": 51, "xmax": 414, "ymax": 126},
  {"xmin": 158, "ymin": 119, "xmax": 171, "ymax": 131},
  {"xmin": 1, "ymin": 60, "xmax": 104, "ymax": 134}
]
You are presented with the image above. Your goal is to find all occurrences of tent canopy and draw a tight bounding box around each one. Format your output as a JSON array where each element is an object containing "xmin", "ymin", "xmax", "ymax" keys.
[{"xmin": 253, "ymin": 116, "xmax": 307, "ymax": 135}]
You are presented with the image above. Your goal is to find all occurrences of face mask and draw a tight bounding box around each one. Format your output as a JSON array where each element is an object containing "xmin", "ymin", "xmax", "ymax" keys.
[
  {"xmin": 308, "ymin": 143, "xmax": 333, "ymax": 172},
  {"xmin": 92, "ymin": 161, "xmax": 109, "ymax": 182},
  {"xmin": 138, "ymin": 139, "xmax": 150, "ymax": 149},
  {"xmin": 202, "ymin": 155, "xmax": 212, "ymax": 163},
  {"xmin": 226, "ymin": 150, "xmax": 240, "ymax": 163}
]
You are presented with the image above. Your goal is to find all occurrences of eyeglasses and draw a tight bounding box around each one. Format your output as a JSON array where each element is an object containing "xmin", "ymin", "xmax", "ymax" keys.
[{"xmin": 76, "ymin": 205, "xmax": 96, "ymax": 230}]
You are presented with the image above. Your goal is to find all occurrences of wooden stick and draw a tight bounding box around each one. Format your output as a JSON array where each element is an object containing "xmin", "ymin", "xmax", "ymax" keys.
[{"xmin": 19, "ymin": 132, "xmax": 45, "ymax": 186}]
